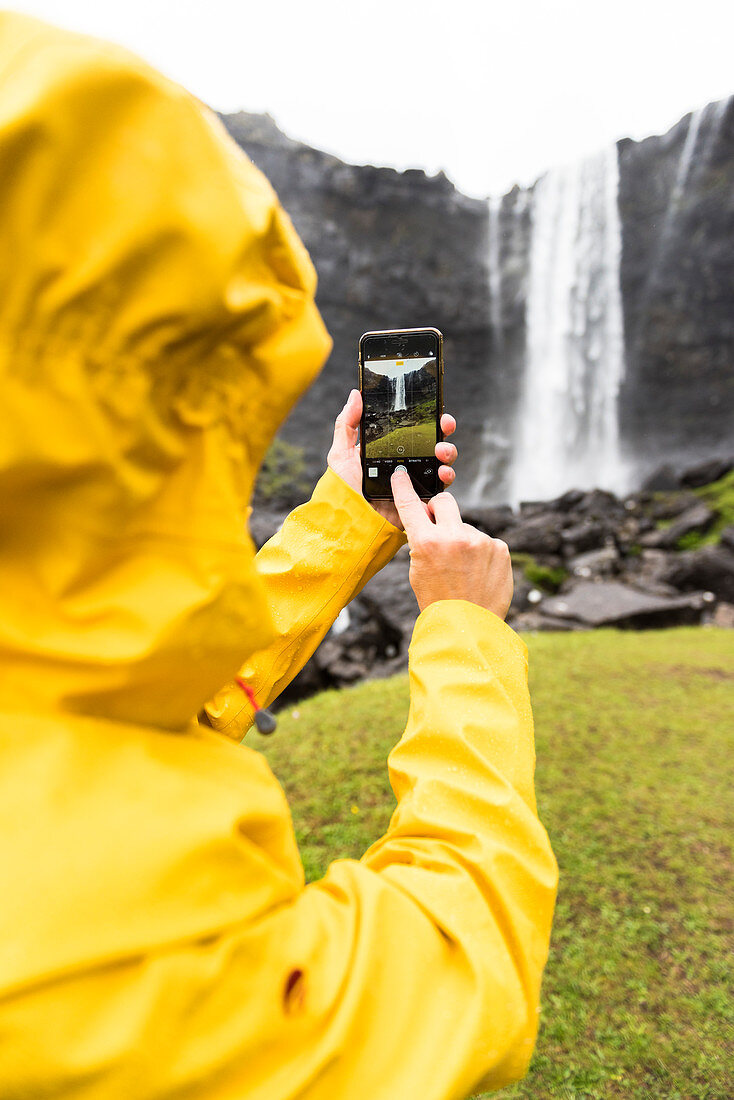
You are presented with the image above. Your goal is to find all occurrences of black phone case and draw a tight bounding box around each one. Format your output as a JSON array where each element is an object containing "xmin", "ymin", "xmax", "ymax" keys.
[{"xmin": 359, "ymin": 327, "xmax": 444, "ymax": 501}]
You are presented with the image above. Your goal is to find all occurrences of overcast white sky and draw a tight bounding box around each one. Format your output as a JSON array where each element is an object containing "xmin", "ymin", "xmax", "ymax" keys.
[{"xmin": 10, "ymin": 0, "xmax": 734, "ymax": 197}]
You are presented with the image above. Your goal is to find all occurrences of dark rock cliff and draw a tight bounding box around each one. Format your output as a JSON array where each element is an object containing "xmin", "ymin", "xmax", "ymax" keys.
[
  {"xmin": 221, "ymin": 112, "xmax": 490, "ymax": 488},
  {"xmin": 222, "ymin": 105, "xmax": 734, "ymax": 501},
  {"xmin": 617, "ymin": 99, "xmax": 734, "ymax": 474}
]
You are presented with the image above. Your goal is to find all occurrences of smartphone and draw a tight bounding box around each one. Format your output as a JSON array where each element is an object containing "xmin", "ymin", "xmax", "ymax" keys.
[{"xmin": 359, "ymin": 327, "xmax": 444, "ymax": 500}]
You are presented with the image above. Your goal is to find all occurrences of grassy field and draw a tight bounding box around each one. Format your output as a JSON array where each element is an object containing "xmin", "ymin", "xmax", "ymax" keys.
[
  {"xmin": 365, "ymin": 420, "xmax": 436, "ymax": 457},
  {"xmin": 249, "ymin": 628, "xmax": 734, "ymax": 1099}
]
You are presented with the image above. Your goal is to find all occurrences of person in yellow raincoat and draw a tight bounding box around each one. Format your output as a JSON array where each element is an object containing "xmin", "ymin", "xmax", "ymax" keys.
[{"xmin": 0, "ymin": 12, "xmax": 557, "ymax": 1099}]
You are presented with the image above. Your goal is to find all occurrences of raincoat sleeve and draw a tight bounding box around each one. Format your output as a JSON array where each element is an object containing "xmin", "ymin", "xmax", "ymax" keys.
[
  {"xmin": 11, "ymin": 602, "xmax": 554, "ymax": 1100},
  {"xmin": 203, "ymin": 467, "xmax": 406, "ymax": 738},
  {"xmin": 275, "ymin": 600, "xmax": 559, "ymax": 1097}
]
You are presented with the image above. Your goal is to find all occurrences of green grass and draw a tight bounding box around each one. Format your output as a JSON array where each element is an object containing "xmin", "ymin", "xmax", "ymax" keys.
[
  {"xmin": 690, "ymin": 468, "xmax": 734, "ymax": 548},
  {"xmin": 509, "ymin": 553, "xmax": 568, "ymax": 593},
  {"xmin": 649, "ymin": 470, "xmax": 734, "ymax": 550},
  {"xmin": 249, "ymin": 628, "xmax": 734, "ymax": 1098},
  {"xmin": 366, "ymin": 420, "xmax": 436, "ymax": 458}
]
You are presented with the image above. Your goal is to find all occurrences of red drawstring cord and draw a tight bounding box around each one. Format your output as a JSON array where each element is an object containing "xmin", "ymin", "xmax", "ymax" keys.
[
  {"xmin": 235, "ymin": 678, "xmax": 277, "ymax": 735},
  {"xmin": 235, "ymin": 678, "xmax": 259, "ymax": 711}
]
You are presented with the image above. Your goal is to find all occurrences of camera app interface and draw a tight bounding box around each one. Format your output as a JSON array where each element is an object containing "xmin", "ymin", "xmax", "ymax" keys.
[{"xmin": 363, "ymin": 353, "xmax": 438, "ymax": 496}]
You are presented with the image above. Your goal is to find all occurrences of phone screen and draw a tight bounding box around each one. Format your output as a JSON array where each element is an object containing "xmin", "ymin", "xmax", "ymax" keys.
[{"xmin": 360, "ymin": 329, "xmax": 442, "ymax": 499}]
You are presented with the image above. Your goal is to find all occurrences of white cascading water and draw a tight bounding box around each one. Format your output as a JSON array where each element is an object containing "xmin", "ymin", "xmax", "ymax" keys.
[
  {"xmin": 508, "ymin": 145, "xmax": 627, "ymax": 502},
  {"xmin": 467, "ymin": 194, "xmax": 513, "ymax": 505},
  {"xmin": 488, "ymin": 194, "xmax": 504, "ymax": 345},
  {"xmin": 659, "ymin": 106, "xmax": 705, "ymax": 245},
  {"xmin": 393, "ymin": 370, "xmax": 406, "ymax": 411}
]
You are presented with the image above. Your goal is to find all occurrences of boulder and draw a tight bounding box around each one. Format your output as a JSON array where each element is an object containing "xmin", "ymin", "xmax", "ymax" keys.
[
  {"xmin": 518, "ymin": 500, "xmax": 549, "ymax": 517},
  {"xmin": 542, "ymin": 581, "xmax": 706, "ymax": 628},
  {"xmin": 640, "ymin": 503, "xmax": 716, "ymax": 549},
  {"xmin": 505, "ymin": 513, "xmax": 565, "ymax": 555},
  {"xmin": 462, "ymin": 504, "xmax": 516, "ymax": 536},
  {"xmin": 720, "ymin": 525, "xmax": 734, "ymax": 553},
  {"xmin": 646, "ymin": 491, "xmax": 700, "ymax": 521},
  {"xmin": 509, "ymin": 570, "xmax": 535, "ymax": 614},
  {"xmin": 359, "ymin": 546, "xmax": 418, "ymax": 642},
  {"xmin": 575, "ymin": 489, "xmax": 627, "ymax": 520},
  {"xmin": 567, "ymin": 545, "xmax": 620, "ymax": 578},
  {"xmin": 640, "ymin": 464, "xmax": 680, "ymax": 492},
  {"xmin": 510, "ymin": 609, "xmax": 587, "ymax": 632},
  {"xmin": 548, "ymin": 488, "xmax": 586, "ymax": 513},
  {"xmin": 660, "ymin": 546, "xmax": 734, "ymax": 603},
  {"xmin": 680, "ymin": 456, "xmax": 734, "ymax": 488},
  {"xmin": 614, "ymin": 514, "xmax": 655, "ymax": 549},
  {"xmin": 560, "ymin": 521, "xmax": 607, "ymax": 556}
]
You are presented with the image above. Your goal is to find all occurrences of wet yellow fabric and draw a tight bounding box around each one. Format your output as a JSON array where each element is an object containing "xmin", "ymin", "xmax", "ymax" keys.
[
  {"xmin": 204, "ymin": 466, "xmax": 407, "ymax": 739},
  {"xmin": 0, "ymin": 13, "xmax": 557, "ymax": 1100}
]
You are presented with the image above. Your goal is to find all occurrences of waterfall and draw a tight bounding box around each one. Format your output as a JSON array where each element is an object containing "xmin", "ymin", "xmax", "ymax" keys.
[
  {"xmin": 488, "ymin": 195, "xmax": 503, "ymax": 348},
  {"xmin": 645, "ymin": 99, "xmax": 730, "ymax": 306},
  {"xmin": 508, "ymin": 145, "xmax": 627, "ymax": 503},
  {"xmin": 467, "ymin": 190, "xmax": 532, "ymax": 506},
  {"xmin": 660, "ymin": 106, "xmax": 705, "ymax": 243},
  {"xmin": 393, "ymin": 370, "xmax": 407, "ymax": 412}
]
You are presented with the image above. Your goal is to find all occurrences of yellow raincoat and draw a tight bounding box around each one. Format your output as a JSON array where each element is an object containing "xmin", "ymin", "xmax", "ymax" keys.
[{"xmin": 0, "ymin": 14, "xmax": 557, "ymax": 1099}]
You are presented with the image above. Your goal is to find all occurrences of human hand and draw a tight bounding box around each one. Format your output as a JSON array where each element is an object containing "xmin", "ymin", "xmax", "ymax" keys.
[
  {"xmin": 390, "ymin": 468, "xmax": 514, "ymax": 619},
  {"xmin": 327, "ymin": 389, "xmax": 458, "ymax": 530}
]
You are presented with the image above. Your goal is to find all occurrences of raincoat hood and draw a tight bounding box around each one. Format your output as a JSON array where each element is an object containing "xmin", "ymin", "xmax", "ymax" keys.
[{"xmin": 0, "ymin": 13, "xmax": 331, "ymax": 730}]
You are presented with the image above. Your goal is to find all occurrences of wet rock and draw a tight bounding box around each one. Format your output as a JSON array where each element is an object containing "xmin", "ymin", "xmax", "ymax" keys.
[
  {"xmin": 614, "ymin": 514, "xmax": 655, "ymax": 549},
  {"xmin": 575, "ymin": 489, "xmax": 627, "ymax": 520},
  {"xmin": 720, "ymin": 525, "xmax": 734, "ymax": 553},
  {"xmin": 518, "ymin": 501, "xmax": 549, "ymax": 517},
  {"xmin": 640, "ymin": 503, "xmax": 716, "ymax": 549},
  {"xmin": 548, "ymin": 488, "xmax": 587, "ymax": 513},
  {"xmin": 509, "ymin": 570, "xmax": 534, "ymax": 614},
  {"xmin": 622, "ymin": 548, "xmax": 677, "ymax": 587},
  {"xmin": 567, "ymin": 545, "xmax": 620, "ymax": 579},
  {"xmin": 640, "ymin": 464, "xmax": 680, "ymax": 492},
  {"xmin": 462, "ymin": 504, "xmax": 516, "ymax": 536},
  {"xmin": 680, "ymin": 456, "xmax": 734, "ymax": 488},
  {"xmin": 510, "ymin": 609, "xmax": 587, "ymax": 632},
  {"xmin": 646, "ymin": 491, "xmax": 700, "ymax": 521},
  {"xmin": 542, "ymin": 581, "xmax": 706, "ymax": 628},
  {"xmin": 560, "ymin": 521, "xmax": 607, "ymax": 556},
  {"xmin": 660, "ymin": 546, "xmax": 734, "ymax": 603},
  {"xmin": 359, "ymin": 546, "xmax": 418, "ymax": 642},
  {"xmin": 505, "ymin": 513, "xmax": 565, "ymax": 555}
]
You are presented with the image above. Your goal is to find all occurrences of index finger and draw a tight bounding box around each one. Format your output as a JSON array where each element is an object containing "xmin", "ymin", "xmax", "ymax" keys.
[{"xmin": 391, "ymin": 468, "xmax": 431, "ymax": 541}]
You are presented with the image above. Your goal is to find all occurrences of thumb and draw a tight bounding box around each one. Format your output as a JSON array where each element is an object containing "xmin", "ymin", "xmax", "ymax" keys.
[
  {"xmin": 331, "ymin": 389, "xmax": 361, "ymax": 454},
  {"xmin": 391, "ymin": 467, "xmax": 429, "ymax": 542}
]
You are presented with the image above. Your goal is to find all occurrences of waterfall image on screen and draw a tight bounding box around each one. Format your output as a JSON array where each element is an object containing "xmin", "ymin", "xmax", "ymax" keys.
[{"xmin": 363, "ymin": 357, "xmax": 437, "ymax": 459}]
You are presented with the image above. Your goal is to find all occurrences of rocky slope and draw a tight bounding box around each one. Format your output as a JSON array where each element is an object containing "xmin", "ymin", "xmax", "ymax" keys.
[{"xmin": 250, "ymin": 458, "xmax": 734, "ymax": 708}]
